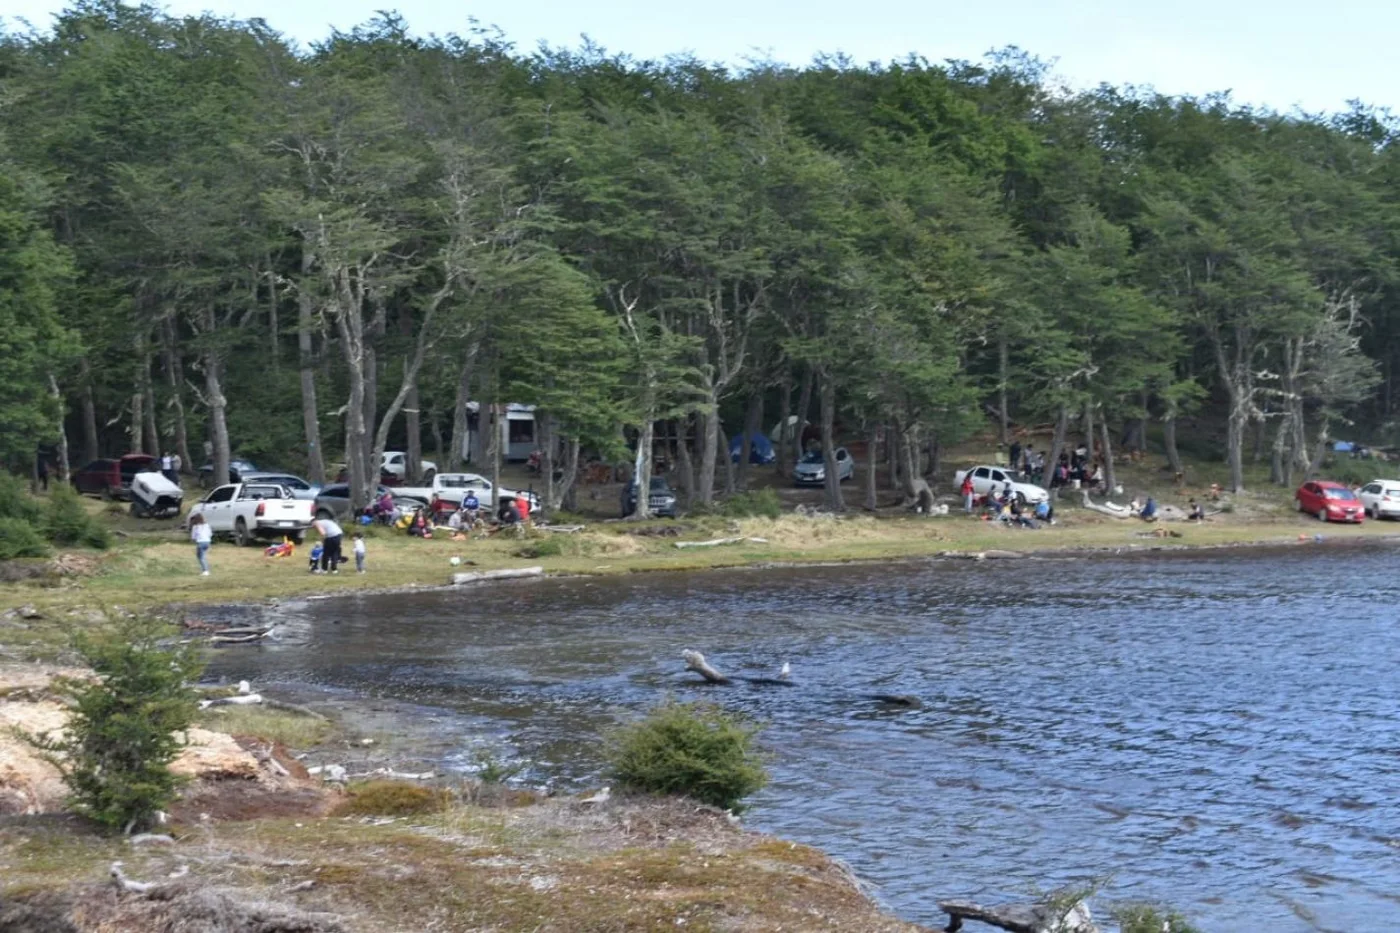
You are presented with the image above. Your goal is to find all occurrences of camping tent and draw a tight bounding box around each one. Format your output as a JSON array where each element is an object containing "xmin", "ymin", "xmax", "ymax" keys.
[{"xmin": 729, "ymin": 432, "xmax": 776, "ymax": 464}]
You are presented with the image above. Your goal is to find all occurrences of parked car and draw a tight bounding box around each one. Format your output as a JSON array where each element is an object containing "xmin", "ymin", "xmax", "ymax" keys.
[
  {"xmin": 380, "ymin": 451, "xmax": 438, "ymax": 482},
  {"xmin": 622, "ymin": 476, "xmax": 679, "ymax": 518},
  {"xmin": 953, "ymin": 464, "xmax": 1050, "ymax": 505},
  {"xmin": 187, "ymin": 482, "xmax": 315, "ymax": 546},
  {"xmin": 71, "ymin": 454, "xmax": 157, "ymax": 499},
  {"xmin": 240, "ymin": 471, "xmax": 319, "ymax": 500},
  {"xmin": 400, "ymin": 472, "xmax": 538, "ymax": 512},
  {"xmin": 1357, "ymin": 479, "xmax": 1400, "ymax": 520},
  {"xmin": 1295, "ymin": 480, "xmax": 1364, "ymax": 523},
  {"xmin": 313, "ymin": 483, "xmax": 394, "ymax": 522},
  {"xmin": 198, "ymin": 458, "xmax": 258, "ymax": 487},
  {"xmin": 794, "ymin": 448, "xmax": 855, "ymax": 486}
]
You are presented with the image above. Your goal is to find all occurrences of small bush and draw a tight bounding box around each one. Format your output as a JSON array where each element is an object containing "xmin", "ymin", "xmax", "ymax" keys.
[
  {"xmin": 44, "ymin": 485, "xmax": 110, "ymax": 549},
  {"xmin": 514, "ymin": 535, "xmax": 566, "ymax": 559},
  {"xmin": 473, "ymin": 751, "xmax": 525, "ymax": 785},
  {"xmin": 607, "ymin": 701, "xmax": 768, "ymax": 812},
  {"xmin": 22, "ymin": 618, "xmax": 203, "ymax": 832},
  {"xmin": 337, "ymin": 780, "xmax": 451, "ymax": 816},
  {"xmin": 0, "ymin": 472, "xmax": 42, "ymax": 524},
  {"xmin": 0, "ymin": 516, "xmax": 50, "ymax": 559},
  {"xmin": 1115, "ymin": 905, "xmax": 1202, "ymax": 933},
  {"xmin": 717, "ymin": 488, "xmax": 782, "ymax": 519}
]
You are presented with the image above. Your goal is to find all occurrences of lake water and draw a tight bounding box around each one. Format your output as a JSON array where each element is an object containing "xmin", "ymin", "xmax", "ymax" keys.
[{"xmin": 206, "ymin": 546, "xmax": 1400, "ymax": 931}]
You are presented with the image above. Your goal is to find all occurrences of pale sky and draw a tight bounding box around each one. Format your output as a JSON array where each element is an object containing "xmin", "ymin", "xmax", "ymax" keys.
[{"xmin": 5, "ymin": 0, "xmax": 1397, "ymax": 114}]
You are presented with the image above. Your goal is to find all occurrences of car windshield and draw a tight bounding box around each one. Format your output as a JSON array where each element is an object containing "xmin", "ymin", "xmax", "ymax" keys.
[
  {"xmin": 800, "ymin": 451, "xmax": 825, "ymax": 464},
  {"xmin": 438, "ymin": 476, "xmax": 471, "ymax": 488},
  {"xmin": 999, "ymin": 470, "xmax": 1027, "ymax": 483},
  {"xmin": 648, "ymin": 477, "xmax": 670, "ymax": 492},
  {"xmin": 242, "ymin": 485, "xmax": 285, "ymax": 500},
  {"xmin": 1324, "ymin": 488, "xmax": 1358, "ymax": 500}
]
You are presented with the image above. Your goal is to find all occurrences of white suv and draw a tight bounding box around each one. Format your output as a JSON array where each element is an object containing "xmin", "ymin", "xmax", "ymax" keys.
[{"xmin": 954, "ymin": 465, "xmax": 1050, "ymax": 504}]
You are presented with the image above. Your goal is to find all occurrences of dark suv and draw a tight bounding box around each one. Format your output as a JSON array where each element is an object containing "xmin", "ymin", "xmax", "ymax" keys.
[
  {"xmin": 622, "ymin": 476, "xmax": 679, "ymax": 518},
  {"xmin": 71, "ymin": 454, "xmax": 158, "ymax": 499}
]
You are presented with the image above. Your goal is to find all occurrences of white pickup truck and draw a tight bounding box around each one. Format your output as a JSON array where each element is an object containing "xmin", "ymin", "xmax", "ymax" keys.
[
  {"xmin": 953, "ymin": 465, "xmax": 1050, "ymax": 504},
  {"xmin": 394, "ymin": 472, "xmax": 539, "ymax": 511},
  {"xmin": 187, "ymin": 482, "xmax": 315, "ymax": 546},
  {"xmin": 380, "ymin": 451, "xmax": 438, "ymax": 482}
]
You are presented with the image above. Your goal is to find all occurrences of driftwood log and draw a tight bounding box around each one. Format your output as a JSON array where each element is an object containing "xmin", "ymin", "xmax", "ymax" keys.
[
  {"xmin": 681, "ymin": 650, "xmax": 796, "ymax": 687},
  {"xmin": 452, "ymin": 566, "xmax": 544, "ymax": 585},
  {"xmin": 938, "ymin": 898, "xmax": 1098, "ymax": 933},
  {"xmin": 674, "ymin": 536, "xmax": 769, "ymax": 549}
]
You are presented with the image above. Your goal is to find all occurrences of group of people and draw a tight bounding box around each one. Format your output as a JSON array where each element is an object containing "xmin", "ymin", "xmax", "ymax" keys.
[
  {"xmin": 959, "ymin": 474, "xmax": 1055, "ymax": 528},
  {"xmin": 188, "ymin": 513, "xmax": 365, "ymax": 576},
  {"xmin": 1007, "ymin": 440, "xmax": 1108, "ymax": 492},
  {"xmin": 159, "ymin": 451, "xmax": 184, "ymax": 485}
]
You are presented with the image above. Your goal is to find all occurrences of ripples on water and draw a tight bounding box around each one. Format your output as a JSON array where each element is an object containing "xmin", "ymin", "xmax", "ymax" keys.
[{"xmin": 207, "ymin": 547, "xmax": 1400, "ymax": 931}]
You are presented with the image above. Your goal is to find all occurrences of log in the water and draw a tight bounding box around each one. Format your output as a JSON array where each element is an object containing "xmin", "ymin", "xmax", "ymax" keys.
[
  {"xmin": 867, "ymin": 694, "xmax": 922, "ymax": 709},
  {"xmin": 937, "ymin": 898, "xmax": 1098, "ymax": 933},
  {"xmin": 682, "ymin": 650, "xmax": 731, "ymax": 684}
]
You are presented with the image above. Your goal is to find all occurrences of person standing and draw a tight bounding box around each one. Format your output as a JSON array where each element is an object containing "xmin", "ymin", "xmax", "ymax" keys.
[
  {"xmin": 313, "ymin": 515, "xmax": 344, "ymax": 573},
  {"xmin": 353, "ymin": 532, "xmax": 367, "ymax": 573},
  {"xmin": 1008, "ymin": 440, "xmax": 1021, "ymax": 471},
  {"xmin": 190, "ymin": 513, "xmax": 212, "ymax": 576},
  {"xmin": 960, "ymin": 472, "xmax": 975, "ymax": 513},
  {"xmin": 171, "ymin": 451, "xmax": 183, "ymax": 476},
  {"xmin": 36, "ymin": 454, "xmax": 49, "ymax": 492},
  {"xmin": 160, "ymin": 451, "xmax": 177, "ymax": 485}
]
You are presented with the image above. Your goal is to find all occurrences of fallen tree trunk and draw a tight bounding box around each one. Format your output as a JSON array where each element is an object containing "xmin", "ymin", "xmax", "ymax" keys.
[
  {"xmin": 682, "ymin": 650, "xmax": 731, "ymax": 684},
  {"xmin": 452, "ymin": 566, "xmax": 544, "ymax": 585},
  {"xmin": 674, "ymin": 536, "xmax": 768, "ymax": 549}
]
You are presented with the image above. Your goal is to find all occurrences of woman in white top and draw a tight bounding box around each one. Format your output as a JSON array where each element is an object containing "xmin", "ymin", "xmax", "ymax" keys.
[{"xmin": 189, "ymin": 513, "xmax": 213, "ymax": 576}]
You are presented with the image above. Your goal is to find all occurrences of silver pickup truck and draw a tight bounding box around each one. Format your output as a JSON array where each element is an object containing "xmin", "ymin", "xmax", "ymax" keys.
[{"xmin": 188, "ymin": 482, "xmax": 315, "ymax": 546}]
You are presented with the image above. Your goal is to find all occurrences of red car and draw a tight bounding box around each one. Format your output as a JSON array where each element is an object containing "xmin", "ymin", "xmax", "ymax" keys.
[
  {"xmin": 1295, "ymin": 480, "xmax": 1365, "ymax": 523},
  {"xmin": 71, "ymin": 454, "xmax": 158, "ymax": 499}
]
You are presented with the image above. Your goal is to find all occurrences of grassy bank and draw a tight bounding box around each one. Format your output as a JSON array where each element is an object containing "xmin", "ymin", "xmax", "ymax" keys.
[{"xmin": 3, "ymin": 464, "xmax": 1396, "ymax": 661}]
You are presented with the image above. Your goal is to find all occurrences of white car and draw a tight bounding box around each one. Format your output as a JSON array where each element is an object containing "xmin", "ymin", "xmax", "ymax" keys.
[
  {"xmin": 396, "ymin": 472, "xmax": 539, "ymax": 510},
  {"xmin": 188, "ymin": 482, "xmax": 315, "ymax": 546},
  {"xmin": 1357, "ymin": 479, "xmax": 1400, "ymax": 519},
  {"xmin": 953, "ymin": 465, "xmax": 1050, "ymax": 504},
  {"xmin": 380, "ymin": 451, "xmax": 438, "ymax": 482}
]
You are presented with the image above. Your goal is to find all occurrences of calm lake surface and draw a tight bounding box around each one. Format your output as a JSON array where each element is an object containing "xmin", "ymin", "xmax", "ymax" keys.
[{"xmin": 207, "ymin": 547, "xmax": 1400, "ymax": 931}]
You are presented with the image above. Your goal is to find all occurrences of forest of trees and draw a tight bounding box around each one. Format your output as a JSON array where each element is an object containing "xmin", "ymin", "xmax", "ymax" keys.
[{"xmin": 3, "ymin": 1, "xmax": 1399, "ymax": 514}]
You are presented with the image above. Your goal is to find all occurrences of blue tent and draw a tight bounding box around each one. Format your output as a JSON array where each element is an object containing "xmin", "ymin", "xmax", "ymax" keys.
[
  {"xmin": 729, "ymin": 432, "xmax": 776, "ymax": 464},
  {"xmin": 1332, "ymin": 441, "xmax": 1355, "ymax": 453}
]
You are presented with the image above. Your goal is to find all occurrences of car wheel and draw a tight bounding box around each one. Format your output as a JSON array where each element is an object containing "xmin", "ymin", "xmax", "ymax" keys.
[
  {"xmin": 1316, "ymin": 508, "xmax": 1328, "ymax": 523},
  {"xmin": 129, "ymin": 501, "xmax": 144, "ymax": 518},
  {"xmin": 235, "ymin": 518, "xmax": 252, "ymax": 547},
  {"xmin": 1015, "ymin": 492, "xmax": 1027, "ymax": 506},
  {"xmin": 291, "ymin": 531, "xmax": 305, "ymax": 545},
  {"xmin": 1293, "ymin": 498, "xmax": 1303, "ymax": 512}
]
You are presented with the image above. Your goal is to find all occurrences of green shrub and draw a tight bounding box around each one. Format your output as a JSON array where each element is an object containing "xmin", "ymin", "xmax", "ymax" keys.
[
  {"xmin": 717, "ymin": 488, "xmax": 782, "ymax": 519},
  {"xmin": 336, "ymin": 779, "xmax": 451, "ymax": 816},
  {"xmin": 1115, "ymin": 905, "xmax": 1202, "ymax": 933},
  {"xmin": 0, "ymin": 516, "xmax": 50, "ymax": 559},
  {"xmin": 22, "ymin": 619, "xmax": 203, "ymax": 832},
  {"xmin": 0, "ymin": 472, "xmax": 42, "ymax": 524},
  {"xmin": 607, "ymin": 701, "xmax": 768, "ymax": 812},
  {"xmin": 43, "ymin": 484, "xmax": 110, "ymax": 549}
]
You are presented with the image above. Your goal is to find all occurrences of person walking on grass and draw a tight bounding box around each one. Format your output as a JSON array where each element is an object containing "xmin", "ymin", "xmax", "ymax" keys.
[
  {"xmin": 353, "ymin": 532, "xmax": 366, "ymax": 574},
  {"xmin": 190, "ymin": 513, "xmax": 212, "ymax": 576},
  {"xmin": 313, "ymin": 514, "xmax": 344, "ymax": 574}
]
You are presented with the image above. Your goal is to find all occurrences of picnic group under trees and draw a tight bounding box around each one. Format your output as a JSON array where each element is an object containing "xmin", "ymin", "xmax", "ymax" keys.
[{"xmin": 4, "ymin": 4, "xmax": 1398, "ymax": 522}]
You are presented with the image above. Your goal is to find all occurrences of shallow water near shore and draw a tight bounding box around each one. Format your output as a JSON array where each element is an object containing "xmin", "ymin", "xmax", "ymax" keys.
[{"xmin": 206, "ymin": 546, "xmax": 1400, "ymax": 931}]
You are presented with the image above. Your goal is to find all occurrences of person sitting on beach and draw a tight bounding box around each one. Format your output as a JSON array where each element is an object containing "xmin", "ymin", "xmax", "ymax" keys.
[
  {"xmin": 1140, "ymin": 497, "xmax": 1158, "ymax": 522},
  {"xmin": 1034, "ymin": 499, "xmax": 1054, "ymax": 525},
  {"xmin": 462, "ymin": 490, "xmax": 481, "ymax": 524},
  {"xmin": 496, "ymin": 496, "xmax": 522, "ymax": 529},
  {"xmin": 1188, "ymin": 499, "xmax": 1205, "ymax": 521}
]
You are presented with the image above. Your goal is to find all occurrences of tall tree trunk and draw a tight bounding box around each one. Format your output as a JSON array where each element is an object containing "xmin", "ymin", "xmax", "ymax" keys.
[
  {"xmin": 1305, "ymin": 415, "xmax": 1331, "ymax": 480},
  {"xmin": 697, "ymin": 383, "xmax": 721, "ymax": 506},
  {"xmin": 448, "ymin": 343, "xmax": 479, "ymax": 470},
  {"xmin": 1098, "ymin": 413, "xmax": 1117, "ymax": 494},
  {"xmin": 737, "ymin": 392, "xmax": 763, "ymax": 492},
  {"xmin": 863, "ymin": 423, "xmax": 879, "ymax": 511},
  {"xmin": 1163, "ymin": 407, "xmax": 1183, "ymax": 476},
  {"xmin": 926, "ymin": 433, "xmax": 941, "ymax": 484},
  {"xmin": 887, "ymin": 423, "xmax": 900, "ymax": 492},
  {"xmin": 1046, "ymin": 405, "xmax": 1069, "ymax": 501},
  {"xmin": 266, "ymin": 250, "xmax": 280, "ymax": 370},
  {"xmin": 675, "ymin": 417, "xmax": 695, "ymax": 506},
  {"xmin": 333, "ymin": 288, "xmax": 369, "ymax": 508},
  {"xmin": 79, "ymin": 358, "xmax": 99, "ymax": 463},
  {"xmin": 362, "ymin": 342, "xmax": 379, "ymax": 485},
  {"xmin": 776, "ymin": 368, "xmax": 792, "ymax": 477},
  {"xmin": 161, "ymin": 318, "xmax": 192, "ymax": 473},
  {"xmin": 487, "ymin": 400, "xmax": 503, "ymax": 510},
  {"xmin": 130, "ymin": 337, "xmax": 145, "ymax": 455},
  {"xmin": 539, "ymin": 412, "xmax": 557, "ymax": 512},
  {"xmin": 49, "ymin": 375, "xmax": 70, "ymax": 482},
  {"xmin": 1225, "ymin": 392, "xmax": 1247, "ymax": 493},
  {"xmin": 203, "ymin": 311, "xmax": 230, "ymax": 488},
  {"xmin": 1251, "ymin": 414, "xmax": 1267, "ymax": 463},
  {"xmin": 429, "ymin": 407, "xmax": 444, "ymax": 466},
  {"xmin": 628, "ymin": 397, "xmax": 656, "ymax": 520},
  {"xmin": 560, "ymin": 436, "xmax": 581, "ymax": 512},
  {"xmin": 1270, "ymin": 414, "xmax": 1289, "ymax": 486},
  {"xmin": 899, "ymin": 428, "xmax": 919, "ymax": 500},
  {"xmin": 298, "ymin": 245, "xmax": 326, "ymax": 485},
  {"xmin": 405, "ymin": 382, "xmax": 422, "ymax": 480},
  {"xmin": 793, "ymin": 366, "xmax": 814, "ymax": 462},
  {"xmin": 997, "ymin": 335, "xmax": 1010, "ymax": 446},
  {"xmin": 1082, "ymin": 400, "xmax": 1095, "ymax": 463},
  {"xmin": 819, "ymin": 372, "xmax": 844, "ymax": 512}
]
